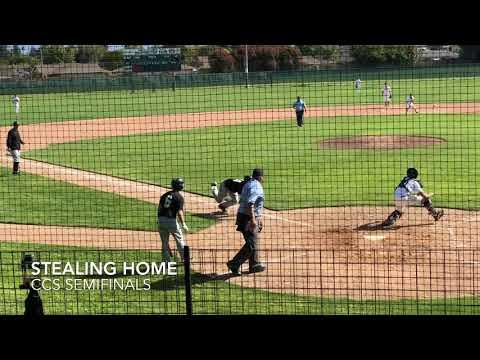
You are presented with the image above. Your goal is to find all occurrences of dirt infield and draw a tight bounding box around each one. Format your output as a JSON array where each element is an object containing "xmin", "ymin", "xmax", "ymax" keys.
[
  {"xmin": 2, "ymin": 102, "xmax": 480, "ymax": 300},
  {"xmin": 318, "ymin": 135, "xmax": 446, "ymax": 150}
]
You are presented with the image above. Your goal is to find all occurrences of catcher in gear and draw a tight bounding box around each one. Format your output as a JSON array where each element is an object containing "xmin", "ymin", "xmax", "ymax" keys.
[{"xmin": 381, "ymin": 168, "xmax": 444, "ymax": 227}]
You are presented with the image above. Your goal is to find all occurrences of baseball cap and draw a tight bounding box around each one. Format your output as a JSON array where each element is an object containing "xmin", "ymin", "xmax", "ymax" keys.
[
  {"xmin": 12, "ymin": 121, "xmax": 18, "ymax": 126},
  {"xmin": 252, "ymin": 168, "xmax": 264, "ymax": 178}
]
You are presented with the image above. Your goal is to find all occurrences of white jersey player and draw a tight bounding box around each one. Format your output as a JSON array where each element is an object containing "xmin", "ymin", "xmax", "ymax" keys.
[
  {"xmin": 355, "ymin": 78, "xmax": 362, "ymax": 92},
  {"xmin": 382, "ymin": 83, "xmax": 392, "ymax": 107},
  {"xmin": 12, "ymin": 95, "xmax": 20, "ymax": 114},
  {"xmin": 406, "ymin": 94, "xmax": 418, "ymax": 114},
  {"xmin": 381, "ymin": 168, "xmax": 444, "ymax": 227}
]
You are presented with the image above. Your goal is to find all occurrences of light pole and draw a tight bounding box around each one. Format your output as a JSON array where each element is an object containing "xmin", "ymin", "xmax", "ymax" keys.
[
  {"xmin": 39, "ymin": 47, "xmax": 44, "ymax": 79},
  {"xmin": 245, "ymin": 44, "xmax": 249, "ymax": 88}
]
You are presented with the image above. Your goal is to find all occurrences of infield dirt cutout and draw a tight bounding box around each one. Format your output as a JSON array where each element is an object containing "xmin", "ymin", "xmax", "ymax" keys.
[{"xmin": 1, "ymin": 103, "xmax": 480, "ymax": 300}]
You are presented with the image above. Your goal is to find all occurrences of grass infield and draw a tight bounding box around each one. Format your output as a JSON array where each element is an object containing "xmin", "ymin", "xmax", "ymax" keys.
[
  {"xmin": 25, "ymin": 113, "xmax": 480, "ymax": 211},
  {"xmin": 0, "ymin": 168, "xmax": 215, "ymax": 232}
]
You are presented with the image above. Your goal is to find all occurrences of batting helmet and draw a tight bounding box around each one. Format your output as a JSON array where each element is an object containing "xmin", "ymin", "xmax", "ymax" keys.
[
  {"xmin": 171, "ymin": 178, "xmax": 185, "ymax": 191},
  {"xmin": 407, "ymin": 168, "xmax": 418, "ymax": 179}
]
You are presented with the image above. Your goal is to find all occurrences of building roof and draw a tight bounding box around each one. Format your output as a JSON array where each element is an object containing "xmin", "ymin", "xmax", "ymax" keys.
[
  {"xmin": 35, "ymin": 63, "xmax": 110, "ymax": 76},
  {"xmin": 0, "ymin": 63, "xmax": 111, "ymax": 78}
]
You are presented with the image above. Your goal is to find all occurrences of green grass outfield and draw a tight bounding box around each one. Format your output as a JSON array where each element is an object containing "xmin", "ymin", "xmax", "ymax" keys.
[
  {"xmin": 25, "ymin": 113, "xmax": 480, "ymax": 211},
  {"xmin": 1, "ymin": 242, "xmax": 479, "ymax": 315},
  {"xmin": 0, "ymin": 168, "xmax": 214, "ymax": 233},
  {"xmin": 2, "ymin": 76, "xmax": 480, "ymax": 125}
]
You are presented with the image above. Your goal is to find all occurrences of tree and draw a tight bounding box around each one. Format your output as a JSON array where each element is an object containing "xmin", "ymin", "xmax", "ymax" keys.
[
  {"xmin": 299, "ymin": 45, "xmax": 339, "ymax": 61},
  {"xmin": 351, "ymin": 45, "xmax": 418, "ymax": 66},
  {"xmin": 99, "ymin": 50, "xmax": 124, "ymax": 70},
  {"xmin": 40, "ymin": 45, "xmax": 77, "ymax": 64},
  {"xmin": 209, "ymin": 48, "xmax": 238, "ymax": 72},
  {"xmin": 12, "ymin": 45, "xmax": 22, "ymax": 56},
  {"xmin": 75, "ymin": 45, "xmax": 107, "ymax": 63},
  {"xmin": 0, "ymin": 45, "xmax": 10, "ymax": 63},
  {"xmin": 6, "ymin": 45, "xmax": 33, "ymax": 65},
  {"xmin": 277, "ymin": 46, "xmax": 301, "ymax": 70},
  {"xmin": 232, "ymin": 46, "xmax": 301, "ymax": 72}
]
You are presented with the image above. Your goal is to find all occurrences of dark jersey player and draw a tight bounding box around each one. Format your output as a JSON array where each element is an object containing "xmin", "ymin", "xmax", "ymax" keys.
[{"xmin": 157, "ymin": 178, "xmax": 189, "ymax": 261}]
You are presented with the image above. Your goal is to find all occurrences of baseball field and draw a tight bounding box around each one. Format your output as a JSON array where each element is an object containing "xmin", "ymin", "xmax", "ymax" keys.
[{"xmin": 2, "ymin": 66, "xmax": 480, "ymax": 315}]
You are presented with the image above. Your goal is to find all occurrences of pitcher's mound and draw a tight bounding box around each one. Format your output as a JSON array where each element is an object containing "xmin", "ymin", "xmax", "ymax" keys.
[{"xmin": 318, "ymin": 135, "xmax": 445, "ymax": 150}]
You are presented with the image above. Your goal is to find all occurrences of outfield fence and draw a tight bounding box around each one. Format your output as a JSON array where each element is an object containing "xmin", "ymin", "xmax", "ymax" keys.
[
  {"xmin": 1, "ymin": 46, "xmax": 480, "ymax": 316},
  {"xmin": 1, "ymin": 62, "xmax": 480, "ymax": 95}
]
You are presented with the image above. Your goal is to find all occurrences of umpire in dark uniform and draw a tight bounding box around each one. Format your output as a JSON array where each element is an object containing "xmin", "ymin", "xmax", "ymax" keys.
[
  {"xmin": 227, "ymin": 168, "xmax": 266, "ymax": 275},
  {"xmin": 157, "ymin": 178, "xmax": 189, "ymax": 262},
  {"xmin": 6, "ymin": 121, "xmax": 25, "ymax": 175}
]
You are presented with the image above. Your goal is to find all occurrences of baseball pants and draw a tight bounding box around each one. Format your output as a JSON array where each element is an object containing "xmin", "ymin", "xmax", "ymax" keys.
[
  {"xmin": 211, "ymin": 183, "xmax": 239, "ymax": 209},
  {"xmin": 157, "ymin": 216, "xmax": 186, "ymax": 262},
  {"xmin": 296, "ymin": 110, "xmax": 304, "ymax": 127},
  {"xmin": 14, "ymin": 104, "xmax": 20, "ymax": 113},
  {"xmin": 394, "ymin": 195, "xmax": 423, "ymax": 213},
  {"xmin": 230, "ymin": 215, "xmax": 262, "ymax": 269},
  {"xmin": 9, "ymin": 149, "xmax": 21, "ymax": 163}
]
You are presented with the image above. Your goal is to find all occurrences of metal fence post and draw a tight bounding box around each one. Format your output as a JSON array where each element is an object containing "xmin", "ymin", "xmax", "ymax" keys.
[{"xmin": 183, "ymin": 246, "xmax": 193, "ymax": 316}]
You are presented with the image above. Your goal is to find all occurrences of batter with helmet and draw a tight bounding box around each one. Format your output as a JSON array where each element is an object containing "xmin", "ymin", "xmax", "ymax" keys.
[
  {"xmin": 381, "ymin": 168, "xmax": 444, "ymax": 227},
  {"xmin": 157, "ymin": 178, "xmax": 189, "ymax": 262}
]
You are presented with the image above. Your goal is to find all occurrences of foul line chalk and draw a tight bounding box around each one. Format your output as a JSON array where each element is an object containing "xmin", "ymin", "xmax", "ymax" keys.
[
  {"xmin": 363, "ymin": 235, "xmax": 385, "ymax": 241},
  {"xmin": 262, "ymin": 213, "xmax": 316, "ymax": 228}
]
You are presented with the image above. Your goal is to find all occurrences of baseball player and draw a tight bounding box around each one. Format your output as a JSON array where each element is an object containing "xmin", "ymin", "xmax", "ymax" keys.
[
  {"xmin": 406, "ymin": 93, "xmax": 419, "ymax": 114},
  {"xmin": 12, "ymin": 95, "xmax": 20, "ymax": 114},
  {"xmin": 382, "ymin": 82, "xmax": 392, "ymax": 107},
  {"xmin": 157, "ymin": 178, "xmax": 189, "ymax": 262},
  {"xmin": 211, "ymin": 176, "xmax": 251, "ymax": 214},
  {"xmin": 293, "ymin": 96, "xmax": 307, "ymax": 127},
  {"xmin": 355, "ymin": 78, "xmax": 362, "ymax": 92},
  {"xmin": 381, "ymin": 168, "xmax": 444, "ymax": 227},
  {"xmin": 6, "ymin": 121, "xmax": 25, "ymax": 175}
]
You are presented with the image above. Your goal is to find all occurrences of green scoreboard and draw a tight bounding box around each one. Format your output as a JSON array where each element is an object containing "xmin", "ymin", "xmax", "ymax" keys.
[{"xmin": 123, "ymin": 48, "xmax": 182, "ymax": 73}]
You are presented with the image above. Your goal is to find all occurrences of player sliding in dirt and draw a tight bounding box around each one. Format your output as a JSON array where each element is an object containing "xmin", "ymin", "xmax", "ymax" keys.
[{"xmin": 381, "ymin": 168, "xmax": 444, "ymax": 227}]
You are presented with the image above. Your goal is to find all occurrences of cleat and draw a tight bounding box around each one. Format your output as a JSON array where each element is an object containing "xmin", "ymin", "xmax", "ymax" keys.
[
  {"xmin": 249, "ymin": 264, "xmax": 266, "ymax": 273},
  {"xmin": 433, "ymin": 210, "xmax": 444, "ymax": 221},
  {"xmin": 227, "ymin": 261, "xmax": 240, "ymax": 275}
]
